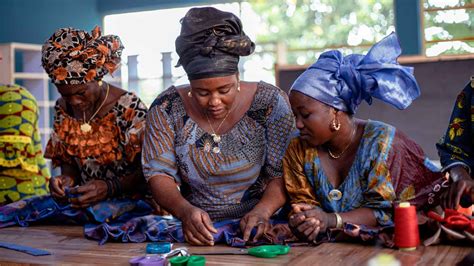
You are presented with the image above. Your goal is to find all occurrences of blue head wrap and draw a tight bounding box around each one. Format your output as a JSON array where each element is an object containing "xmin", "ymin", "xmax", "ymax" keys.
[{"xmin": 289, "ymin": 32, "xmax": 420, "ymax": 114}]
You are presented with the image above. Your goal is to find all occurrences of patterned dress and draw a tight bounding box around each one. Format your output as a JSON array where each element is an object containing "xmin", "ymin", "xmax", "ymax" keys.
[
  {"xmin": 0, "ymin": 84, "xmax": 50, "ymax": 205},
  {"xmin": 45, "ymin": 92, "xmax": 147, "ymax": 188},
  {"xmin": 284, "ymin": 120, "xmax": 446, "ymax": 226},
  {"xmin": 437, "ymin": 81, "xmax": 474, "ymax": 174},
  {"xmin": 142, "ymin": 82, "xmax": 295, "ymax": 221}
]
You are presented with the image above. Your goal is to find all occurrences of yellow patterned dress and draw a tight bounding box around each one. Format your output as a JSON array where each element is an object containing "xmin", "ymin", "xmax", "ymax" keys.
[
  {"xmin": 0, "ymin": 84, "xmax": 50, "ymax": 205},
  {"xmin": 284, "ymin": 120, "xmax": 446, "ymax": 226}
]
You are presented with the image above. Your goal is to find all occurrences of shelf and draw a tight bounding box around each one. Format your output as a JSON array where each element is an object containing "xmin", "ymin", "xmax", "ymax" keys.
[
  {"xmin": 14, "ymin": 72, "xmax": 49, "ymax": 80},
  {"xmin": 7, "ymin": 42, "xmax": 43, "ymax": 52},
  {"xmin": 39, "ymin": 128, "xmax": 52, "ymax": 134},
  {"xmin": 38, "ymin": 101, "xmax": 56, "ymax": 108}
]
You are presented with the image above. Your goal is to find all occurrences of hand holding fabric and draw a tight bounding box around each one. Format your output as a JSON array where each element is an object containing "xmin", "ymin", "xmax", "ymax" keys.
[
  {"xmin": 289, "ymin": 203, "xmax": 332, "ymax": 241},
  {"xmin": 68, "ymin": 180, "xmax": 108, "ymax": 208},
  {"xmin": 441, "ymin": 167, "xmax": 473, "ymax": 209},
  {"xmin": 49, "ymin": 175, "xmax": 75, "ymax": 201},
  {"xmin": 179, "ymin": 205, "xmax": 217, "ymax": 246},
  {"xmin": 240, "ymin": 208, "xmax": 271, "ymax": 242}
]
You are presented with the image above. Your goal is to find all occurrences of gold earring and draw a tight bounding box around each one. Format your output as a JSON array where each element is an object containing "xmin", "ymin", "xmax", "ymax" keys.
[
  {"xmin": 188, "ymin": 91, "xmax": 192, "ymax": 98},
  {"xmin": 332, "ymin": 118, "xmax": 341, "ymax": 131}
]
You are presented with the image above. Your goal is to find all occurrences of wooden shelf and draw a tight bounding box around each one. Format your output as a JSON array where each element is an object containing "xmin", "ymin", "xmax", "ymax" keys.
[
  {"xmin": 37, "ymin": 101, "xmax": 56, "ymax": 108},
  {"xmin": 7, "ymin": 42, "xmax": 43, "ymax": 52},
  {"xmin": 13, "ymin": 72, "xmax": 49, "ymax": 80},
  {"xmin": 39, "ymin": 128, "xmax": 52, "ymax": 134},
  {"xmin": 0, "ymin": 42, "xmax": 52, "ymax": 153}
]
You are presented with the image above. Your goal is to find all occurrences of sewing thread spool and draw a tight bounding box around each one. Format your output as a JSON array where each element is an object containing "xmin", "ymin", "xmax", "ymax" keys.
[{"xmin": 394, "ymin": 202, "xmax": 420, "ymax": 251}]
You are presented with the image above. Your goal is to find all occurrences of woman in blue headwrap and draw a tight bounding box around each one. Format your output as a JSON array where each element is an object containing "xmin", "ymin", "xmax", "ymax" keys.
[{"xmin": 283, "ymin": 33, "xmax": 447, "ymax": 242}]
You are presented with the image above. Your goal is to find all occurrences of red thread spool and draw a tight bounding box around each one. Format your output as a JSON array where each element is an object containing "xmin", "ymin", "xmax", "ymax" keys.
[{"xmin": 394, "ymin": 202, "xmax": 420, "ymax": 251}]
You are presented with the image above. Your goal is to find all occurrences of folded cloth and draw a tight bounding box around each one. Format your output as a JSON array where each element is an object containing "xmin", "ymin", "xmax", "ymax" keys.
[
  {"xmin": 85, "ymin": 216, "xmax": 295, "ymax": 246},
  {"xmin": 0, "ymin": 195, "xmax": 153, "ymax": 228}
]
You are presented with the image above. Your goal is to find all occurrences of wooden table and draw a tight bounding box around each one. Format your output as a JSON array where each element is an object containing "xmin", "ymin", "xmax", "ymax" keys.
[{"xmin": 0, "ymin": 226, "xmax": 472, "ymax": 265}]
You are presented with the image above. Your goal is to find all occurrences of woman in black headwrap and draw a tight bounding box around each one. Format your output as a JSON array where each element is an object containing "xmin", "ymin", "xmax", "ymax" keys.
[{"xmin": 142, "ymin": 7, "xmax": 295, "ymax": 245}]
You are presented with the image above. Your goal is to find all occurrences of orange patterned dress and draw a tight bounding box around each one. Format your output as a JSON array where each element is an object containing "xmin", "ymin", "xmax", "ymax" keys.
[{"xmin": 45, "ymin": 92, "xmax": 147, "ymax": 187}]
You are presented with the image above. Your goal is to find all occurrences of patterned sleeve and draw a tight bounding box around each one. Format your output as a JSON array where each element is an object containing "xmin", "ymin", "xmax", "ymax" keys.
[
  {"xmin": 263, "ymin": 89, "xmax": 296, "ymax": 180},
  {"xmin": 117, "ymin": 93, "xmax": 148, "ymax": 164},
  {"xmin": 141, "ymin": 102, "xmax": 180, "ymax": 184},
  {"xmin": 360, "ymin": 125, "xmax": 397, "ymax": 227},
  {"xmin": 436, "ymin": 82, "xmax": 473, "ymax": 173},
  {"xmin": 283, "ymin": 138, "xmax": 320, "ymax": 208}
]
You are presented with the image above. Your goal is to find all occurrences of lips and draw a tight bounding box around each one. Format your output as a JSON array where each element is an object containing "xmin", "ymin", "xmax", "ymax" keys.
[
  {"xmin": 208, "ymin": 108, "xmax": 225, "ymax": 116},
  {"xmin": 299, "ymin": 132, "xmax": 309, "ymax": 138}
]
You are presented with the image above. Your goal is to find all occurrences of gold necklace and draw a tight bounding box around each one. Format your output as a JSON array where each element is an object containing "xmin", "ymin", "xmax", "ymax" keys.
[
  {"xmin": 204, "ymin": 97, "xmax": 240, "ymax": 154},
  {"xmin": 80, "ymin": 83, "xmax": 110, "ymax": 133},
  {"xmin": 327, "ymin": 124, "xmax": 357, "ymax": 159},
  {"xmin": 205, "ymin": 107, "xmax": 232, "ymax": 144}
]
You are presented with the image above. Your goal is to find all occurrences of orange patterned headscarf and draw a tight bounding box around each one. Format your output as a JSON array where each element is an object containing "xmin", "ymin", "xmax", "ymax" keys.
[{"xmin": 41, "ymin": 26, "xmax": 124, "ymax": 85}]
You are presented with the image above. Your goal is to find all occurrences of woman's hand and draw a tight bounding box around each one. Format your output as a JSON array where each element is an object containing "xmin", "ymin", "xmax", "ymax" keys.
[
  {"xmin": 179, "ymin": 205, "xmax": 217, "ymax": 246},
  {"xmin": 441, "ymin": 166, "xmax": 473, "ymax": 209},
  {"xmin": 240, "ymin": 208, "xmax": 272, "ymax": 242},
  {"xmin": 289, "ymin": 203, "xmax": 334, "ymax": 241},
  {"xmin": 68, "ymin": 180, "xmax": 108, "ymax": 208},
  {"xmin": 49, "ymin": 175, "xmax": 75, "ymax": 201}
]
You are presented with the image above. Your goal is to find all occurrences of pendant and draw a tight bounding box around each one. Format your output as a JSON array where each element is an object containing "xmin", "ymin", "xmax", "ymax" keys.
[
  {"xmin": 211, "ymin": 134, "xmax": 221, "ymax": 143},
  {"xmin": 328, "ymin": 189, "xmax": 342, "ymax": 201},
  {"xmin": 212, "ymin": 146, "xmax": 220, "ymax": 154},
  {"xmin": 80, "ymin": 123, "xmax": 92, "ymax": 133},
  {"xmin": 204, "ymin": 142, "xmax": 211, "ymax": 152}
]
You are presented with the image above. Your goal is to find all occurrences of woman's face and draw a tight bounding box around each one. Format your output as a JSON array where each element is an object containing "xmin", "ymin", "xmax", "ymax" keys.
[
  {"xmin": 56, "ymin": 81, "xmax": 101, "ymax": 112},
  {"xmin": 289, "ymin": 91, "xmax": 335, "ymax": 146},
  {"xmin": 189, "ymin": 74, "xmax": 239, "ymax": 119}
]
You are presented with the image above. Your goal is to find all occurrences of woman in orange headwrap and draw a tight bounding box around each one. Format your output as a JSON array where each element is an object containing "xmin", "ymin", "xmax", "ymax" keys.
[{"xmin": 41, "ymin": 26, "xmax": 148, "ymax": 208}]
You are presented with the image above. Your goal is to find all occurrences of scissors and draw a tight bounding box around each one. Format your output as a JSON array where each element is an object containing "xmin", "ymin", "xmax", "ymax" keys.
[{"xmin": 192, "ymin": 245, "xmax": 290, "ymax": 258}]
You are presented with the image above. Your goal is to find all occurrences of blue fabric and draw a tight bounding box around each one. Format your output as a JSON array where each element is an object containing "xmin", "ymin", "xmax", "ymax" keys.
[
  {"xmin": 290, "ymin": 32, "xmax": 420, "ymax": 114},
  {"xmin": 84, "ymin": 216, "xmax": 292, "ymax": 246},
  {"xmin": 0, "ymin": 241, "xmax": 51, "ymax": 256},
  {"xmin": 0, "ymin": 195, "xmax": 153, "ymax": 228},
  {"xmin": 0, "ymin": 196, "xmax": 291, "ymax": 246}
]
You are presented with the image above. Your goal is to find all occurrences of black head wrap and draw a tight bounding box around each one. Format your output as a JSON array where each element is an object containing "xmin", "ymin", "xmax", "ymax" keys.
[{"xmin": 175, "ymin": 7, "xmax": 255, "ymax": 80}]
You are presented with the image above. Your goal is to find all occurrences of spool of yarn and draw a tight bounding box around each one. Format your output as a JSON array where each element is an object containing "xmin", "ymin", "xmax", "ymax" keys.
[
  {"xmin": 129, "ymin": 256, "xmax": 166, "ymax": 266},
  {"xmin": 146, "ymin": 242, "xmax": 172, "ymax": 254},
  {"xmin": 394, "ymin": 202, "xmax": 420, "ymax": 251}
]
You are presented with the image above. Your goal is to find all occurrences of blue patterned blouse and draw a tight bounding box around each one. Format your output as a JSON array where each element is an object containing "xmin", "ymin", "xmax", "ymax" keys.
[{"xmin": 142, "ymin": 82, "xmax": 295, "ymax": 221}]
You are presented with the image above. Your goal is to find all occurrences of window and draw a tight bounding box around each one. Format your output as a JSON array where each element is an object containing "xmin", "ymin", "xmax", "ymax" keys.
[
  {"xmin": 423, "ymin": 0, "xmax": 474, "ymax": 56},
  {"xmin": 104, "ymin": 2, "xmax": 267, "ymax": 106},
  {"xmin": 104, "ymin": 1, "xmax": 395, "ymax": 104}
]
